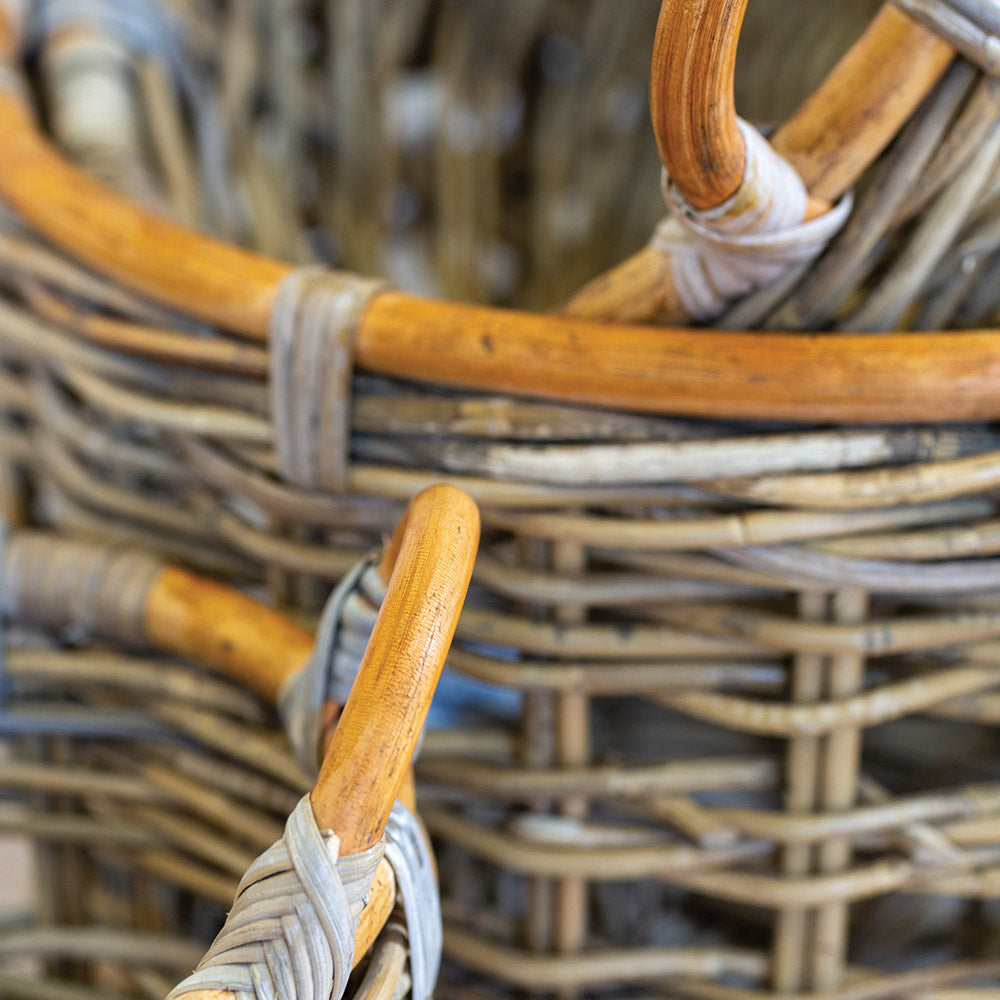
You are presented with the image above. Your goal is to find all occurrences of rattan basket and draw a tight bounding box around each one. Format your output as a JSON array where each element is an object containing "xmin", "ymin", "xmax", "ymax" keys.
[
  {"xmin": 0, "ymin": 488, "xmax": 479, "ymax": 1000},
  {"xmin": 3, "ymin": 0, "xmax": 1000, "ymax": 998}
]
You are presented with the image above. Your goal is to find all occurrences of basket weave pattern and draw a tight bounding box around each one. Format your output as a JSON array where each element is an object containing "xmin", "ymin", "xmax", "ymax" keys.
[{"xmin": 2, "ymin": 2, "xmax": 1000, "ymax": 999}]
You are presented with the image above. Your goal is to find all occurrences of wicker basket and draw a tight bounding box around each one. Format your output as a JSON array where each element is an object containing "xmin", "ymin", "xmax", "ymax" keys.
[
  {"xmin": 0, "ymin": 489, "xmax": 478, "ymax": 1000},
  {"xmin": 3, "ymin": 1, "xmax": 1000, "ymax": 998}
]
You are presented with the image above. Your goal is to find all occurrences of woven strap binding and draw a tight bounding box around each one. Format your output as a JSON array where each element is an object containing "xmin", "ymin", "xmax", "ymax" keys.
[
  {"xmin": 0, "ymin": 532, "xmax": 163, "ymax": 647},
  {"xmin": 653, "ymin": 119, "xmax": 852, "ymax": 320},
  {"xmin": 278, "ymin": 552, "xmax": 385, "ymax": 774},
  {"xmin": 277, "ymin": 555, "xmax": 441, "ymax": 1000},
  {"xmin": 385, "ymin": 802, "xmax": 442, "ymax": 1000},
  {"xmin": 894, "ymin": 0, "xmax": 1000, "ymax": 75},
  {"xmin": 167, "ymin": 795, "xmax": 384, "ymax": 1000},
  {"xmin": 269, "ymin": 268, "xmax": 385, "ymax": 493}
]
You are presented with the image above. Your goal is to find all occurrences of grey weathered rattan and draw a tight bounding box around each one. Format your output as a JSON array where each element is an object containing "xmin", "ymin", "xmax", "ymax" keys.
[{"xmin": 4, "ymin": 1, "xmax": 1000, "ymax": 999}]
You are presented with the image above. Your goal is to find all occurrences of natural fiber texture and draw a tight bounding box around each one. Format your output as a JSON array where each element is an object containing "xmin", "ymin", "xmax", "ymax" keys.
[
  {"xmin": 894, "ymin": 0, "xmax": 1000, "ymax": 75},
  {"xmin": 385, "ymin": 802, "xmax": 443, "ymax": 1000},
  {"xmin": 0, "ymin": 538, "xmax": 417, "ymax": 1000},
  {"xmin": 653, "ymin": 120, "xmax": 852, "ymax": 319},
  {"xmin": 270, "ymin": 269, "xmax": 385, "ymax": 493},
  {"xmin": 279, "ymin": 557, "xmax": 442, "ymax": 1000},
  {"xmin": 0, "ymin": 531, "xmax": 163, "ymax": 646},
  {"xmin": 6, "ymin": 4, "xmax": 1000, "ymax": 1000},
  {"xmin": 167, "ymin": 795, "xmax": 384, "ymax": 1000},
  {"xmin": 279, "ymin": 552, "xmax": 383, "ymax": 774}
]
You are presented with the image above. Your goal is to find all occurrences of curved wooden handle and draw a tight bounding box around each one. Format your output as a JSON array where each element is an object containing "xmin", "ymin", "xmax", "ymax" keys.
[
  {"xmin": 175, "ymin": 485, "xmax": 477, "ymax": 998},
  {"xmin": 311, "ymin": 484, "xmax": 480, "ymax": 852},
  {"xmin": 650, "ymin": 0, "xmax": 747, "ymax": 211},
  {"xmin": 566, "ymin": 1, "xmax": 955, "ymax": 322},
  {"xmin": 649, "ymin": 0, "xmax": 954, "ymax": 210},
  {"xmin": 2, "ymin": 488, "xmax": 478, "ymax": 993}
]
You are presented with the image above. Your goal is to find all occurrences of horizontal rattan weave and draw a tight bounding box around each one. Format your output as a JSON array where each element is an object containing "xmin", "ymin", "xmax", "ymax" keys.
[{"xmin": 3, "ymin": 1, "xmax": 1000, "ymax": 999}]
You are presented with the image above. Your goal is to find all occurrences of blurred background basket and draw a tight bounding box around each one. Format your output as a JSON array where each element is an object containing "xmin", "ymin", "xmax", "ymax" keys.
[{"xmin": 4, "ymin": 1, "xmax": 1000, "ymax": 999}]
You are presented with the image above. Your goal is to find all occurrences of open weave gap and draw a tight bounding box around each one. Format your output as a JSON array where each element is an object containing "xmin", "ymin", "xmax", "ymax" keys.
[
  {"xmin": 894, "ymin": 0, "xmax": 1000, "ymax": 75},
  {"xmin": 269, "ymin": 268, "xmax": 386, "ymax": 493},
  {"xmin": 25, "ymin": 0, "xmax": 235, "ymax": 229},
  {"xmin": 652, "ymin": 118, "xmax": 852, "ymax": 320},
  {"xmin": 167, "ymin": 794, "xmax": 384, "ymax": 1000}
]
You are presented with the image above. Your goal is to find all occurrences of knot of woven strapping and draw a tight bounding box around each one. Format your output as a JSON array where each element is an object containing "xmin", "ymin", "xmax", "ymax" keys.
[
  {"xmin": 269, "ymin": 268, "xmax": 386, "ymax": 493},
  {"xmin": 893, "ymin": 0, "xmax": 1000, "ymax": 75},
  {"xmin": 385, "ymin": 802, "xmax": 443, "ymax": 1000},
  {"xmin": 278, "ymin": 552, "xmax": 387, "ymax": 774},
  {"xmin": 167, "ymin": 795, "xmax": 384, "ymax": 1000},
  {"xmin": 0, "ymin": 532, "xmax": 163, "ymax": 647},
  {"xmin": 652, "ymin": 119, "xmax": 852, "ymax": 321}
]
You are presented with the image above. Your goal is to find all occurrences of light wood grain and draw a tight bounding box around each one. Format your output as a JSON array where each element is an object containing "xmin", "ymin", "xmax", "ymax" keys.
[
  {"xmin": 650, "ymin": 0, "xmax": 747, "ymax": 211},
  {"xmin": 313, "ymin": 484, "xmax": 480, "ymax": 853},
  {"xmin": 3, "ymin": 45, "xmax": 1000, "ymax": 421}
]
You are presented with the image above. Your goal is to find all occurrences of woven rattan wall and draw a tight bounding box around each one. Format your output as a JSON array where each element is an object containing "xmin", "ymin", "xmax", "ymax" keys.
[
  {"xmin": 3, "ymin": 2, "xmax": 1000, "ymax": 1000},
  {"xmin": 0, "ymin": 569, "xmax": 311, "ymax": 1000}
]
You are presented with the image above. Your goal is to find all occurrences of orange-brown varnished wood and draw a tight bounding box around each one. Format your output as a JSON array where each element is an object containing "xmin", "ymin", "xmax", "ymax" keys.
[
  {"xmin": 358, "ymin": 293, "xmax": 1000, "ymax": 423},
  {"xmin": 356, "ymin": 860, "xmax": 396, "ymax": 965},
  {"xmin": 650, "ymin": 1, "xmax": 953, "ymax": 209},
  {"xmin": 552, "ymin": 245, "xmax": 686, "ymax": 325},
  {"xmin": 0, "ymin": 23, "xmax": 995, "ymax": 421},
  {"xmin": 650, "ymin": 0, "xmax": 748, "ymax": 210},
  {"xmin": 566, "ymin": 2, "xmax": 954, "ymax": 322},
  {"xmin": 0, "ymin": 92, "xmax": 287, "ymax": 340},
  {"xmin": 143, "ymin": 567, "xmax": 314, "ymax": 703},
  {"xmin": 0, "ymin": 8, "xmax": 17, "ymax": 61},
  {"xmin": 772, "ymin": 3, "xmax": 955, "ymax": 200},
  {"xmin": 160, "ymin": 487, "xmax": 477, "ymax": 999},
  {"xmin": 312, "ymin": 485, "xmax": 480, "ymax": 854}
]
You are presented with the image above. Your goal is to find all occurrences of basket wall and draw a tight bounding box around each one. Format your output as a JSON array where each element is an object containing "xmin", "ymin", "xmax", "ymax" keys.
[
  {"xmin": 0, "ymin": 617, "xmax": 313, "ymax": 1000},
  {"xmin": 2, "ymin": 2, "xmax": 1000, "ymax": 999}
]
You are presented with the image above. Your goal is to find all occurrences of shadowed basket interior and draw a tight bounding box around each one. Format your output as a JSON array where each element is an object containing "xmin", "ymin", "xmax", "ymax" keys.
[{"xmin": 4, "ymin": 1, "xmax": 1000, "ymax": 999}]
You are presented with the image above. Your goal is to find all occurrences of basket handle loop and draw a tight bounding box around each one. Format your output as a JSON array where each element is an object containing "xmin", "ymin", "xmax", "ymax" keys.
[
  {"xmin": 312, "ymin": 483, "xmax": 479, "ymax": 852},
  {"xmin": 649, "ymin": 0, "xmax": 954, "ymax": 210}
]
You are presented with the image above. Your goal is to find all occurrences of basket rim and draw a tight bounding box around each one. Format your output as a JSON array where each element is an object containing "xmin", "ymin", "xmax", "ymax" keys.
[{"xmin": 0, "ymin": 7, "xmax": 996, "ymax": 425}]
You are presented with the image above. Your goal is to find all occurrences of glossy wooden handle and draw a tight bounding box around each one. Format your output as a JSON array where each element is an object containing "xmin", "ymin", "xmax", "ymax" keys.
[
  {"xmin": 650, "ymin": 0, "xmax": 954, "ymax": 210},
  {"xmin": 312, "ymin": 484, "xmax": 480, "ymax": 852},
  {"xmin": 566, "ymin": 1, "xmax": 955, "ymax": 322},
  {"xmin": 650, "ymin": 0, "xmax": 747, "ymax": 210},
  {"xmin": 2, "ymin": 486, "xmax": 478, "ymax": 996},
  {"xmin": 176, "ymin": 485, "xmax": 478, "ymax": 1000},
  {"xmin": 143, "ymin": 568, "xmax": 315, "ymax": 703}
]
